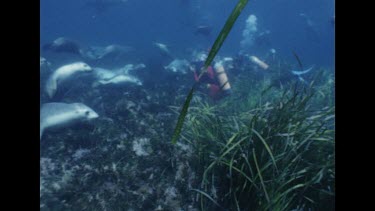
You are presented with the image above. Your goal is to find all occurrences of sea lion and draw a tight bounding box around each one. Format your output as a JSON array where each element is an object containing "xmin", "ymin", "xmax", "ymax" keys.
[
  {"xmin": 164, "ymin": 59, "xmax": 191, "ymax": 74},
  {"xmin": 86, "ymin": 44, "xmax": 134, "ymax": 61},
  {"xmin": 98, "ymin": 74, "xmax": 142, "ymax": 86},
  {"xmin": 40, "ymin": 102, "xmax": 99, "ymax": 139},
  {"xmin": 117, "ymin": 63, "xmax": 146, "ymax": 75},
  {"xmin": 92, "ymin": 67, "xmax": 117, "ymax": 81},
  {"xmin": 45, "ymin": 62, "xmax": 92, "ymax": 98},
  {"xmin": 192, "ymin": 51, "xmax": 208, "ymax": 62},
  {"xmin": 42, "ymin": 37, "xmax": 82, "ymax": 55},
  {"xmin": 153, "ymin": 42, "xmax": 173, "ymax": 59},
  {"xmin": 92, "ymin": 64, "xmax": 145, "ymax": 87},
  {"xmin": 92, "ymin": 63, "xmax": 145, "ymax": 81},
  {"xmin": 103, "ymin": 44, "xmax": 133, "ymax": 57}
]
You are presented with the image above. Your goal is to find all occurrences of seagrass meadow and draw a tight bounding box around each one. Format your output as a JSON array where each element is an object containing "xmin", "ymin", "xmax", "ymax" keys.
[
  {"xmin": 176, "ymin": 66, "xmax": 335, "ymax": 210},
  {"xmin": 40, "ymin": 56, "xmax": 335, "ymax": 210}
]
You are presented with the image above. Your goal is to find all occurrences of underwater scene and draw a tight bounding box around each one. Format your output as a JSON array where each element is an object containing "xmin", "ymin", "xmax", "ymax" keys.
[{"xmin": 40, "ymin": 0, "xmax": 335, "ymax": 210}]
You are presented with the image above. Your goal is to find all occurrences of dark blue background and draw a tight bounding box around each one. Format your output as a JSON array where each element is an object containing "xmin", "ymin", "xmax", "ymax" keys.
[{"xmin": 41, "ymin": 0, "xmax": 335, "ymax": 68}]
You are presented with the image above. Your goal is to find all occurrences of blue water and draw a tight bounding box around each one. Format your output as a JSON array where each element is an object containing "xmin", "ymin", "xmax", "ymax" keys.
[
  {"xmin": 41, "ymin": 0, "xmax": 335, "ymax": 68},
  {"xmin": 40, "ymin": 1, "xmax": 335, "ymax": 210}
]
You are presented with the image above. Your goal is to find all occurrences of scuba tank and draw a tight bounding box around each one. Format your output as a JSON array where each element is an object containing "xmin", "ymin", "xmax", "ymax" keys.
[
  {"xmin": 249, "ymin": 55, "xmax": 269, "ymax": 70},
  {"xmin": 214, "ymin": 62, "xmax": 231, "ymax": 94}
]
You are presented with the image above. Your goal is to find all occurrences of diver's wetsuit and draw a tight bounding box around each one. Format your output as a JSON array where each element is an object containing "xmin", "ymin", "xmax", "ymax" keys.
[{"xmin": 192, "ymin": 62, "xmax": 223, "ymax": 100}]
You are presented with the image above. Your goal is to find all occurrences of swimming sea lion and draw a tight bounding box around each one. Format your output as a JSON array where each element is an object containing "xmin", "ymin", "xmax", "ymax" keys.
[
  {"xmin": 42, "ymin": 37, "xmax": 82, "ymax": 55},
  {"xmin": 45, "ymin": 62, "xmax": 92, "ymax": 98},
  {"xmin": 92, "ymin": 67, "xmax": 117, "ymax": 81},
  {"xmin": 40, "ymin": 102, "xmax": 99, "ymax": 139},
  {"xmin": 153, "ymin": 42, "xmax": 174, "ymax": 59},
  {"xmin": 86, "ymin": 44, "xmax": 134, "ymax": 61},
  {"xmin": 164, "ymin": 59, "xmax": 191, "ymax": 74},
  {"xmin": 98, "ymin": 74, "xmax": 142, "ymax": 86},
  {"xmin": 117, "ymin": 63, "xmax": 146, "ymax": 75},
  {"xmin": 100, "ymin": 45, "xmax": 133, "ymax": 59}
]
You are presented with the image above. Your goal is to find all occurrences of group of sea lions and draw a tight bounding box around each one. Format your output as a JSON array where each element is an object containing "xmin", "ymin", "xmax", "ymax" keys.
[{"xmin": 40, "ymin": 37, "xmax": 145, "ymax": 140}]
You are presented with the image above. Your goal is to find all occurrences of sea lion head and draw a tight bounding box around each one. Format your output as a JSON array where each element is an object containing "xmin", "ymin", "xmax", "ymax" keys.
[
  {"xmin": 70, "ymin": 62, "xmax": 93, "ymax": 72},
  {"xmin": 74, "ymin": 103, "xmax": 99, "ymax": 120}
]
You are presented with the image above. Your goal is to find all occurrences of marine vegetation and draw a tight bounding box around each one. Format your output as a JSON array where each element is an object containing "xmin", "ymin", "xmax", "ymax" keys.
[
  {"xmin": 40, "ymin": 52, "xmax": 335, "ymax": 210},
  {"xmin": 40, "ymin": 0, "xmax": 334, "ymax": 210},
  {"xmin": 171, "ymin": 0, "xmax": 250, "ymax": 144},
  {"xmin": 176, "ymin": 71, "xmax": 335, "ymax": 210},
  {"xmin": 170, "ymin": 3, "xmax": 334, "ymax": 208}
]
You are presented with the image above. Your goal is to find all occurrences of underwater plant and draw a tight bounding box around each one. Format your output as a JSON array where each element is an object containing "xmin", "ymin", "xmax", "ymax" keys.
[
  {"xmin": 171, "ymin": 0, "xmax": 250, "ymax": 144},
  {"xmin": 181, "ymin": 77, "xmax": 335, "ymax": 210}
]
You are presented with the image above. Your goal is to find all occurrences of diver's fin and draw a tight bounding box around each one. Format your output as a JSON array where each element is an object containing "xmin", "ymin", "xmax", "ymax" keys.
[
  {"xmin": 304, "ymin": 65, "xmax": 315, "ymax": 74},
  {"xmin": 291, "ymin": 65, "xmax": 315, "ymax": 76}
]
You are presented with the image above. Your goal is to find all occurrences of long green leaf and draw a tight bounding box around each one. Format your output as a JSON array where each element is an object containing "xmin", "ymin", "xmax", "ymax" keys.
[
  {"xmin": 219, "ymin": 160, "xmax": 257, "ymax": 187},
  {"xmin": 191, "ymin": 188, "xmax": 222, "ymax": 208},
  {"xmin": 198, "ymin": 0, "xmax": 250, "ymax": 79},
  {"xmin": 292, "ymin": 51, "xmax": 304, "ymax": 71},
  {"xmin": 252, "ymin": 128, "xmax": 278, "ymax": 171},
  {"xmin": 171, "ymin": 0, "xmax": 250, "ymax": 144},
  {"xmin": 253, "ymin": 148, "xmax": 270, "ymax": 203},
  {"xmin": 171, "ymin": 86, "xmax": 196, "ymax": 144}
]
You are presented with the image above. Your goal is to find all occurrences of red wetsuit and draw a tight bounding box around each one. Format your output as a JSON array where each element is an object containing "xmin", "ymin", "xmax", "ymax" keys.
[{"xmin": 193, "ymin": 66, "xmax": 221, "ymax": 99}]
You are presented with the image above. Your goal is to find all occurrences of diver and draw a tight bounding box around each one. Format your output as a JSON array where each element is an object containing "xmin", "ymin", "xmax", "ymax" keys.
[{"xmin": 190, "ymin": 51, "xmax": 232, "ymax": 101}]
